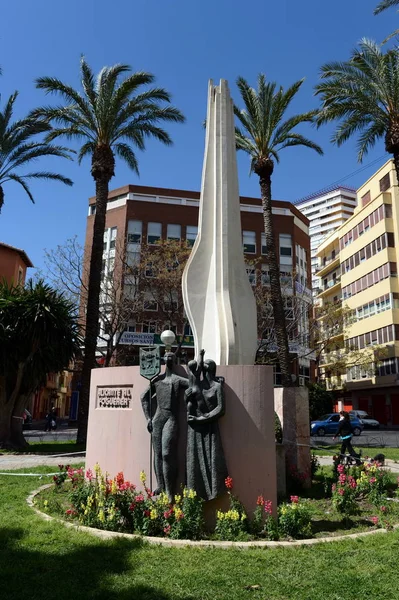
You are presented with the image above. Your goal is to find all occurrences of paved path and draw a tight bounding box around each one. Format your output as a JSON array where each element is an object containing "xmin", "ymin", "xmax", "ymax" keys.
[{"xmin": 0, "ymin": 452, "xmax": 85, "ymax": 472}]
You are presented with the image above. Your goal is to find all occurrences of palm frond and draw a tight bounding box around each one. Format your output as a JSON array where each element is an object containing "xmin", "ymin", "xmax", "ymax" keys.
[
  {"xmin": 5, "ymin": 173, "xmax": 35, "ymax": 202},
  {"xmin": 374, "ymin": 0, "xmax": 399, "ymax": 15},
  {"xmin": 114, "ymin": 143, "xmax": 139, "ymax": 174}
]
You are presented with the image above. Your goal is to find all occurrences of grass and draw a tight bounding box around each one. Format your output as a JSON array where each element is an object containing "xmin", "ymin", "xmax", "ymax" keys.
[
  {"xmin": 313, "ymin": 445, "xmax": 399, "ymax": 461},
  {"xmin": 2, "ymin": 466, "xmax": 399, "ymax": 599},
  {"xmin": 0, "ymin": 441, "xmax": 85, "ymax": 455}
]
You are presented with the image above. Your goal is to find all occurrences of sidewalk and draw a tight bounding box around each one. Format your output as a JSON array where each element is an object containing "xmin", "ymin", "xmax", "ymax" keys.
[{"xmin": 0, "ymin": 452, "xmax": 85, "ymax": 471}]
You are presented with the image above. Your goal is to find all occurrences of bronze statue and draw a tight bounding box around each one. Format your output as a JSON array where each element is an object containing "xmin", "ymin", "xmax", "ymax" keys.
[
  {"xmin": 141, "ymin": 352, "xmax": 188, "ymax": 501},
  {"xmin": 185, "ymin": 352, "xmax": 228, "ymax": 500}
]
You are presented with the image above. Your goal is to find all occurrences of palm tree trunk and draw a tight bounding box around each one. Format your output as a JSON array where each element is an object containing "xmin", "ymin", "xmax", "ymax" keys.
[
  {"xmin": 258, "ymin": 173, "xmax": 293, "ymax": 387},
  {"xmin": 77, "ymin": 146, "xmax": 115, "ymax": 444},
  {"xmin": 393, "ymin": 153, "xmax": 399, "ymax": 187},
  {"xmin": 0, "ymin": 184, "xmax": 4, "ymax": 214}
]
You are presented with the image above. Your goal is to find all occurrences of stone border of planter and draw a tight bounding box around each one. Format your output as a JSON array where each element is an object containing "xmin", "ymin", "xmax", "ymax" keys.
[{"xmin": 27, "ymin": 484, "xmax": 399, "ymax": 549}]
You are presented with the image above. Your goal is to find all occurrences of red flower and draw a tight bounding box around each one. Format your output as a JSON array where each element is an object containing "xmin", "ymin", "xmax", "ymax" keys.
[
  {"xmin": 164, "ymin": 525, "xmax": 171, "ymax": 535},
  {"xmin": 225, "ymin": 476, "xmax": 233, "ymax": 490},
  {"xmin": 256, "ymin": 495, "xmax": 264, "ymax": 506},
  {"xmin": 290, "ymin": 495, "xmax": 299, "ymax": 504},
  {"xmin": 144, "ymin": 509, "xmax": 151, "ymax": 517},
  {"xmin": 164, "ymin": 509, "xmax": 173, "ymax": 519},
  {"xmin": 129, "ymin": 503, "xmax": 136, "ymax": 511},
  {"xmin": 135, "ymin": 494, "xmax": 144, "ymax": 503},
  {"xmin": 116, "ymin": 472, "xmax": 125, "ymax": 487},
  {"xmin": 371, "ymin": 516, "xmax": 379, "ymax": 525}
]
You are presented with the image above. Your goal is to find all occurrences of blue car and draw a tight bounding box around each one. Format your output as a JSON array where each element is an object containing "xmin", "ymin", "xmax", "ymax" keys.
[{"xmin": 311, "ymin": 413, "xmax": 363, "ymax": 437}]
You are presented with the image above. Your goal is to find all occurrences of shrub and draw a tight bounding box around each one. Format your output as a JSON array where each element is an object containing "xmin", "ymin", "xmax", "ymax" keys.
[
  {"xmin": 278, "ymin": 496, "xmax": 312, "ymax": 539},
  {"xmin": 214, "ymin": 476, "xmax": 248, "ymax": 540},
  {"xmin": 331, "ymin": 465, "xmax": 358, "ymax": 516}
]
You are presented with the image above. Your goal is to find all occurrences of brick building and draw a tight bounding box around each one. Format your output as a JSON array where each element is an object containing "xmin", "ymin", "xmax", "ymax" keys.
[
  {"xmin": 83, "ymin": 185, "xmax": 312, "ymax": 384},
  {"xmin": 0, "ymin": 242, "xmax": 33, "ymax": 285}
]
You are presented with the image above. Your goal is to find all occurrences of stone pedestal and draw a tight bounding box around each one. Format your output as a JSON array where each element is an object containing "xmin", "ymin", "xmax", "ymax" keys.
[
  {"xmin": 85, "ymin": 364, "xmax": 277, "ymax": 517},
  {"xmin": 274, "ymin": 387, "xmax": 311, "ymax": 488}
]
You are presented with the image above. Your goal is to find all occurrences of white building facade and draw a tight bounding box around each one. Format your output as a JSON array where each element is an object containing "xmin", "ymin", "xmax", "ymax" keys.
[{"xmin": 295, "ymin": 187, "xmax": 357, "ymax": 294}]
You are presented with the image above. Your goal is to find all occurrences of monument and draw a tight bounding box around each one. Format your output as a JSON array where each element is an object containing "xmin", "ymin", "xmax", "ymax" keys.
[
  {"xmin": 85, "ymin": 79, "xmax": 277, "ymax": 517},
  {"xmin": 182, "ymin": 80, "xmax": 257, "ymax": 365}
]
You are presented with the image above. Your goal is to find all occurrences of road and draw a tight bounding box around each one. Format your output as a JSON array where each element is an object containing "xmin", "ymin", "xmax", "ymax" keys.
[{"xmin": 311, "ymin": 429, "xmax": 399, "ymax": 448}]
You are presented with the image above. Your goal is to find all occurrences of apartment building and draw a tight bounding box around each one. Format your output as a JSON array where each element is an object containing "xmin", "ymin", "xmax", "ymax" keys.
[
  {"xmin": 83, "ymin": 184, "xmax": 312, "ymax": 384},
  {"xmin": 316, "ymin": 160, "xmax": 399, "ymax": 426},
  {"xmin": 0, "ymin": 242, "xmax": 33, "ymax": 285},
  {"xmin": 295, "ymin": 187, "xmax": 357, "ymax": 294}
]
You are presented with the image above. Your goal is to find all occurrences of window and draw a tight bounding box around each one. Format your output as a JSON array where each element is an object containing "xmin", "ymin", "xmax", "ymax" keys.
[
  {"xmin": 90, "ymin": 205, "xmax": 96, "ymax": 215},
  {"xmin": 109, "ymin": 227, "xmax": 117, "ymax": 249},
  {"xmin": 279, "ymin": 234, "xmax": 292, "ymax": 258},
  {"xmin": 261, "ymin": 265, "xmax": 270, "ymax": 285},
  {"xmin": 246, "ymin": 267, "xmax": 256, "ymax": 286},
  {"xmin": 142, "ymin": 321, "xmax": 156, "ymax": 333},
  {"xmin": 167, "ymin": 224, "xmax": 181, "ymax": 240},
  {"xmin": 243, "ymin": 231, "xmax": 256, "ymax": 254},
  {"xmin": 127, "ymin": 220, "xmax": 142, "ymax": 244},
  {"xmin": 143, "ymin": 298, "xmax": 158, "ymax": 311},
  {"xmin": 261, "ymin": 233, "xmax": 267, "ymax": 255},
  {"xmin": 147, "ymin": 222, "xmax": 162, "ymax": 245},
  {"xmin": 379, "ymin": 173, "xmax": 390, "ymax": 192},
  {"xmin": 145, "ymin": 262, "xmax": 154, "ymax": 277},
  {"xmin": 186, "ymin": 225, "xmax": 198, "ymax": 247},
  {"xmin": 184, "ymin": 322, "xmax": 193, "ymax": 336},
  {"xmin": 17, "ymin": 268, "xmax": 23, "ymax": 285}
]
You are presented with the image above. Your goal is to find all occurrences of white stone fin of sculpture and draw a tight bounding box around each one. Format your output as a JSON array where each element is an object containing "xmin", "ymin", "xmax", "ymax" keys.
[{"xmin": 182, "ymin": 79, "xmax": 257, "ymax": 365}]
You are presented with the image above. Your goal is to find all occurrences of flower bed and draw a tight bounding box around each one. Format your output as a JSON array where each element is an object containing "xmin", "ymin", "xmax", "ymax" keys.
[{"xmin": 36, "ymin": 461, "xmax": 399, "ymax": 542}]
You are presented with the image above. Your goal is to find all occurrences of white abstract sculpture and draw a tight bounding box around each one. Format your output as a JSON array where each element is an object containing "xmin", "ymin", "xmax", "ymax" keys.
[{"xmin": 182, "ymin": 80, "xmax": 257, "ymax": 365}]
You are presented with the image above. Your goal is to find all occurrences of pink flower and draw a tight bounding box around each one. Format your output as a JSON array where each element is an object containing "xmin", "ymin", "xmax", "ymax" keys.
[
  {"xmin": 338, "ymin": 488, "xmax": 345, "ymax": 496},
  {"xmin": 86, "ymin": 469, "xmax": 94, "ymax": 481},
  {"xmin": 264, "ymin": 500, "xmax": 273, "ymax": 515},
  {"xmin": 290, "ymin": 495, "xmax": 299, "ymax": 504},
  {"xmin": 371, "ymin": 516, "xmax": 379, "ymax": 525},
  {"xmin": 339, "ymin": 474, "xmax": 347, "ymax": 484},
  {"xmin": 164, "ymin": 525, "xmax": 171, "ymax": 535},
  {"xmin": 164, "ymin": 509, "xmax": 173, "ymax": 519},
  {"xmin": 337, "ymin": 464, "xmax": 345, "ymax": 474},
  {"xmin": 332, "ymin": 484, "xmax": 336, "ymax": 492},
  {"xmin": 257, "ymin": 495, "xmax": 264, "ymax": 506},
  {"xmin": 381, "ymin": 506, "xmax": 387, "ymax": 512},
  {"xmin": 370, "ymin": 477, "xmax": 376, "ymax": 484},
  {"xmin": 135, "ymin": 494, "xmax": 144, "ymax": 503}
]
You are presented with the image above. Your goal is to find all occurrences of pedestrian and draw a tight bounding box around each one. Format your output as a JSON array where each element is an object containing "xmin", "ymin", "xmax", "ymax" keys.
[
  {"xmin": 333, "ymin": 410, "xmax": 359, "ymax": 461},
  {"xmin": 45, "ymin": 406, "xmax": 57, "ymax": 431}
]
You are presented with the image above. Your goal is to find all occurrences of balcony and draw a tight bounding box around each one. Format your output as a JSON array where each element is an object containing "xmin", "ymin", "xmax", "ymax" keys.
[
  {"xmin": 316, "ymin": 255, "xmax": 340, "ymax": 277},
  {"xmin": 319, "ymin": 350, "xmax": 345, "ymax": 367},
  {"xmin": 317, "ymin": 275, "xmax": 341, "ymax": 298}
]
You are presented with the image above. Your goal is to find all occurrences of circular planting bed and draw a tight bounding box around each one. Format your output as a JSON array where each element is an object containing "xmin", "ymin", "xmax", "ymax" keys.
[{"xmin": 27, "ymin": 461, "xmax": 399, "ymax": 547}]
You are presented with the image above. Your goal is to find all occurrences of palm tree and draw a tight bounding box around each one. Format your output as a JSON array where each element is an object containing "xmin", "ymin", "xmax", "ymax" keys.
[
  {"xmin": 315, "ymin": 39, "xmax": 399, "ymax": 183},
  {"xmin": 374, "ymin": 0, "xmax": 399, "ymax": 14},
  {"xmin": 0, "ymin": 279, "xmax": 81, "ymax": 449},
  {"xmin": 234, "ymin": 75, "xmax": 323, "ymax": 386},
  {"xmin": 33, "ymin": 58, "xmax": 185, "ymax": 443},
  {"xmin": 0, "ymin": 92, "xmax": 73, "ymax": 213}
]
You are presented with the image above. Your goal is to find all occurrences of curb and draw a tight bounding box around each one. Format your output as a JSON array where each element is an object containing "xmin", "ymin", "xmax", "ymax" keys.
[{"xmin": 27, "ymin": 484, "xmax": 399, "ymax": 549}]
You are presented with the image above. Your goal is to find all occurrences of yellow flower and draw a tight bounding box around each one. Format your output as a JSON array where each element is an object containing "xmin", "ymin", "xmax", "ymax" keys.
[
  {"xmin": 158, "ymin": 492, "xmax": 169, "ymax": 507},
  {"xmin": 87, "ymin": 495, "xmax": 94, "ymax": 507},
  {"xmin": 150, "ymin": 508, "xmax": 158, "ymax": 520},
  {"xmin": 174, "ymin": 507, "xmax": 183, "ymax": 520},
  {"xmin": 111, "ymin": 480, "xmax": 117, "ymax": 494},
  {"xmin": 216, "ymin": 510, "xmax": 225, "ymax": 520},
  {"xmin": 43, "ymin": 500, "xmax": 48, "ymax": 509},
  {"xmin": 174, "ymin": 494, "xmax": 181, "ymax": 505},
  {"xmin": 241, "ymin": 513, "xmax": 247, "ymax": 521},
  {"xmin": 94, "ymin": 463, "xmax": 101, "ymax": 475},
  {"xmin": 140, "ymin": 470, "xmax": 147, "ymax": 484},
  {"xmin": 98, "ymin": 509, "xmax": 105, "ymax": 523},
  {"xmin": 188, "ymin": 489, "xmax": 197, "ymax": 499},
  {"xmin": 183, "ymin": 488, "xmax": 189, "ymax": 498}
]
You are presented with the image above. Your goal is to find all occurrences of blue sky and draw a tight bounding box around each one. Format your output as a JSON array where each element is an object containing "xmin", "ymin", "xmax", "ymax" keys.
[{"xmin": 0, "ymin": 0, "xmax": 396, "ymax": 271}]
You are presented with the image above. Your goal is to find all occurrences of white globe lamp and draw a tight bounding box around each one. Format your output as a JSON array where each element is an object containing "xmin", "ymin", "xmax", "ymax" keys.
[{"xmin": 160, "ymin": 329, "xmax": 176, "ymax": 351}]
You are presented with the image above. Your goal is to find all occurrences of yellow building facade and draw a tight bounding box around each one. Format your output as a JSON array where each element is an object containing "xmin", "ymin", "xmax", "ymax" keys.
[{"xmin": 316, "ymin": 160, "xmax": 399, "ymax": 426}]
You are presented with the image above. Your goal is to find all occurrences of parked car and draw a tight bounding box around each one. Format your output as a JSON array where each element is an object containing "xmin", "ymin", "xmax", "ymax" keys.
[
  {"xmin": 311, "ymin": 413, "xmax": 363, "ymax": 437},
  {"xmin": 349, "ymin": 410, "xmax": 380, "ymax": 429}
]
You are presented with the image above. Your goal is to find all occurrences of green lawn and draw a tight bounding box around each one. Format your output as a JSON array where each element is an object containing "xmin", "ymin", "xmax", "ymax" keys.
[
  {"xmin": 2, "ymin": 466, "xmax": 399, "ymax": 599},
  {"xmin": 314, "ymin": 446, "xmax": 399, "ymax": 461}
]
